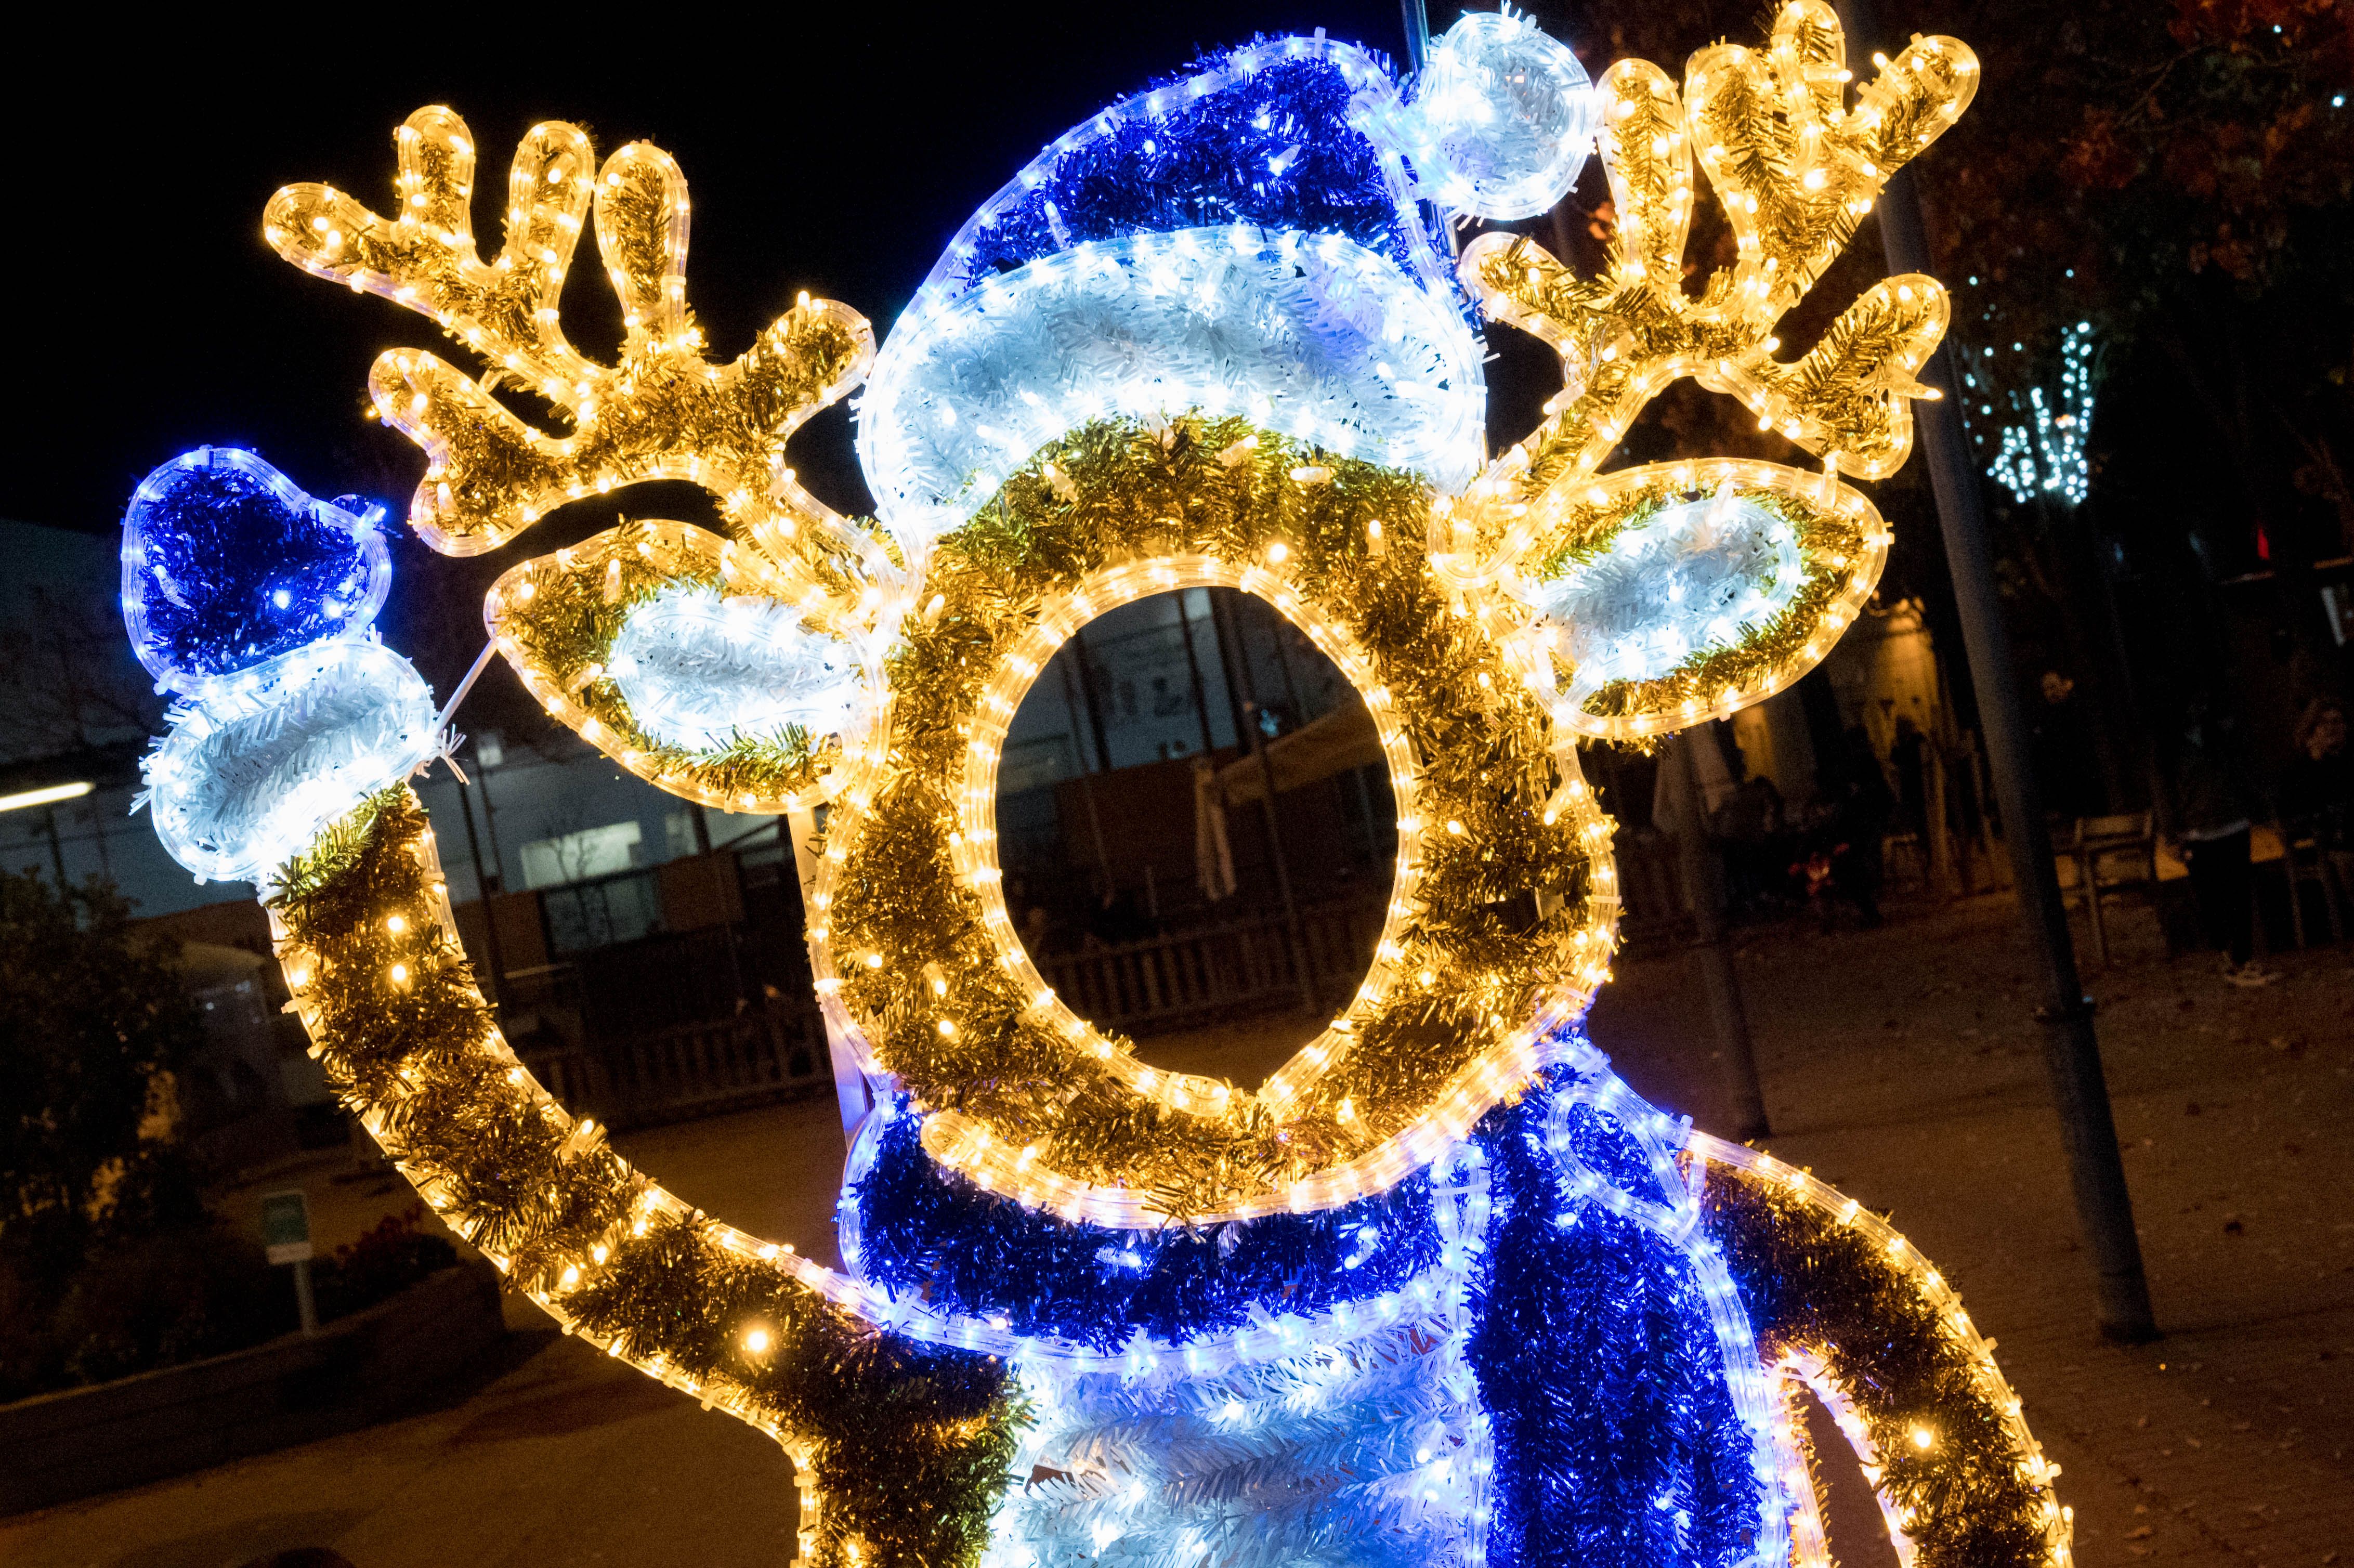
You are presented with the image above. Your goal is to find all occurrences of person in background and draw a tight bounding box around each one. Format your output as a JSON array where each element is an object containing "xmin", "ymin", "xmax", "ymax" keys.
[
  {"xmin": 1710, "ymin": 752, "xmax": 1790, "ymax": 916},
  {"xmin": 2172, "ymin": 706, "xmax": 2276, "ymax": 986},
  {"xmin": 1890, "ymin": 715, "xmax": 1929, "ymax": 843},
  {"xmin": 1817, "ymin": 727, "xmax": 1893, "ymax": 929},
  {"xmin": 2278, "ymin": 696, "xmax": 2354, "ymax": 898},
  {"xmin": 2029, "ymin": 670, "xmax": 2102, "ymax": 821},
  {"xmin": 2279, "ymin": 698, "xmax": 2353, "ymax": 839}
]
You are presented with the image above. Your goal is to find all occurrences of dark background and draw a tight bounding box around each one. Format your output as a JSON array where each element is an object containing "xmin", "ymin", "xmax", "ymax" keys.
[{"xmin": 7, "ymin": 5, "xmax": 1473, "ymax": 534}]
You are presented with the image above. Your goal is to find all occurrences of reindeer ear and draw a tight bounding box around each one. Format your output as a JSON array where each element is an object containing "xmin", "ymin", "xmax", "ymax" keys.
[
  {"xmin": 1506, "ymin": 459, "xmax": 1886, "ymax": 742},
  {"xmin": 483, "ymin": 521, "xmax": 871, "ymax": 812}
]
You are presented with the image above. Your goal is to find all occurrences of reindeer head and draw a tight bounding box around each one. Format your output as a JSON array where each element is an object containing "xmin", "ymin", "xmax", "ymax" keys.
[
  {"xmin": 264, "ymin": 3, "xmax": 1969, "ymax": 831},
  {"xmin": 1444, "ymin": 1, "xmax": 1974, "ymax": 742}
]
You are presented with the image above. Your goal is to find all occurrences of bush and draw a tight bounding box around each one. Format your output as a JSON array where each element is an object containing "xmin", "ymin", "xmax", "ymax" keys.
[
  {"xmin": 0, "ymin": 871, "xmax": 206, "ymax": 1299},
  {"xmin": 309, "ymin": 1205, "xmax": 456, "ymax": 1323},
  {"xmin": 0, "ymin": 870, "xmax": 457, "ymax": 1402},
  {"xmin": 0, "ymin": 1223, "xmax": 289, "ymax": 1401}
]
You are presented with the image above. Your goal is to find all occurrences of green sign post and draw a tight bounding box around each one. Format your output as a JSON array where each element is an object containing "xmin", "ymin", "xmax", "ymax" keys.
[{"xmin": 261, "ymin": 1189, "xmax": 318, "ymax": 1335}]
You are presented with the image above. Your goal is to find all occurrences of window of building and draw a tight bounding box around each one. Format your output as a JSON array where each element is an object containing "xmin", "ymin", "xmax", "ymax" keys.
[{"xmin": 519, "ymin": 821, "xmax": 642, "ymax": 891}]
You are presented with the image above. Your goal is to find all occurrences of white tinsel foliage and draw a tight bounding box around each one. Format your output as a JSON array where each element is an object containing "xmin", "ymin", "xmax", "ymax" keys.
[
  {"xmin": 607, "ymin": 584, "xmax": 863, "ymax": 754},
  {"xmin": 141, "ymin": 638, "xmax": 437, "ymax": 883},
  {"xmin": 1524, "ymin": 492, "xmax": 1805, "ymax": 697},
  {"xmin": 992, "ymin": 1317, "xmax": 1488, "ymax": 1568},
  {"xmin": 858, "ymin": 226, "xmax": 1486, "ymax": 551}
]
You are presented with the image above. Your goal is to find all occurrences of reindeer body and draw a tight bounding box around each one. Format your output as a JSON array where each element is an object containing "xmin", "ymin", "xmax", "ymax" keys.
[{"xmin": 127, "ymin": 9, "xmax": 2076, "ymax": 1566}]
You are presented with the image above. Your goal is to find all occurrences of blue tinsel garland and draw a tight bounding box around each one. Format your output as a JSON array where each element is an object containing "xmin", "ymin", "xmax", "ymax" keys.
[
  {"xmin": 121, "ymin": 448, "xmax": 388, "ymax": 690},
  {"xmin": 925, "ymin": 39, "xmax": 1453, "ymax": 316},
  {"xmin": 847, "ymin": 1102, "xmax": 1445, "ymax": 1351},
  {"xmin": 1470, "ymin": 1082, "xmax": 1764, "ymax": 1568}
]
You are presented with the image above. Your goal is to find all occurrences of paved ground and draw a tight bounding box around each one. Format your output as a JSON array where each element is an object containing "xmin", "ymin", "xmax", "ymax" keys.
[{"xmin": 5, "ymin": 887, "xmax": 2349, "ymax": 1566}]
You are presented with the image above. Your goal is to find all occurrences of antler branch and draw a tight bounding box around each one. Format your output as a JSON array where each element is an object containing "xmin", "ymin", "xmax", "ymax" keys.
[
  {"xmin": 1448, "ymin": 1, "xmax": 1976, "ymax": 584},
  {"xmin": 264, "ymin": 108, "xmax": 875, "ymax": 595}
]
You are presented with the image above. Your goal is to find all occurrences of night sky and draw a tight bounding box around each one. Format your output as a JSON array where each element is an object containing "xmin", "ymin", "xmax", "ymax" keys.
[
  {"xmin": 10, "ymin": 3, "xmax": 1493, "ymax": 535},
  {"xmin": 0, "ymin": 4, "xmax": 1684, "ymax": 722}
]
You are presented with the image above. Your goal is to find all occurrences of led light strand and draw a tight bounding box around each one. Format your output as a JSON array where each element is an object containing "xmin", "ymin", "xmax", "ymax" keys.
[
  {"xmin": 1694, "ymin": 1133, "xmax": 2074, "ymax": 1567},
  {"xmin": 812, "ymin": 418, "xmax": 1619, "ymax": 1224},
  {"xmin": 1436, "ymin": 1, "xmax": 1972, "ymax": 738}
]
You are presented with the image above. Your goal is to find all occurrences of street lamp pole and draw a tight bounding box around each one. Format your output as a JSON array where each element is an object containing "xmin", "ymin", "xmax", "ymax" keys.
[{"xmin": 1843, "ymin": 0, "xmax": 2156, "ymax": 1341}]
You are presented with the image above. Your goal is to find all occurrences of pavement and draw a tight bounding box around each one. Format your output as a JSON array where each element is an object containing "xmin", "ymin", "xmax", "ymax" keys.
[{"xmin": 4, "ymin": 887, "xmax": 2348, "ymax": 1566}]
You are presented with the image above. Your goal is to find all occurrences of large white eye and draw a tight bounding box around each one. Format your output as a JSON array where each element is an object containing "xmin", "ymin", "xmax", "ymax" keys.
[
  {"xmin": 1405, "ymin": 11, "xmax": 1596, "ymax": 220},
  {"xmin": 608, "ymin": 585, "xmax": 862, "ymax": 755}
]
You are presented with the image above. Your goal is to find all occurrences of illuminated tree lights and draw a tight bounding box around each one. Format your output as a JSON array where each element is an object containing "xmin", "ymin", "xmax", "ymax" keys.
[
  {"xmin": 121, "ymin": 4, "xmax": 2072, "ymax": 1563},
  {"xmin": 1965, "ymin": 323, "xmax": 2097, "ymax": 508}
]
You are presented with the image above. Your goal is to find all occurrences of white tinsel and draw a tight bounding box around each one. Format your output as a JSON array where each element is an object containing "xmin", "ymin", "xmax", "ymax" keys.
[
  {"xmin": 607, "ymin": 585, "xmax": 864, "ymax": 754},
  {"xmin": 1390, "ymin": 10, "xmax": 1596, "ymax": 221},
  {"xmin": 859, "ymin": 227, "xmax": 1485, "ymax": 554},
  {"xmin": 982, "ymin": 1147, "xmax": 1494, "ymax": 1568},
  {"xmin": 141, "ymin": 639, "xmax": 437, "ymax": 884},
  {"xmin": 1523, "ymin": 490, "xmax": 1805, "ymax": 700}
]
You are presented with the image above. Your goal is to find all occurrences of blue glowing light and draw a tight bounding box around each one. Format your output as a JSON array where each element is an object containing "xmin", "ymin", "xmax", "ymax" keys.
[
  {"xmin": 120, "ymin": 447, "xmax": 391, "ymax": 694},
  {"xmin": 859, "ymin": 33, "xmax": 1491, "ymax": 556},
  {"xmin": 909, "ymin": 36, "xmax": 1452, "ymax": 322},
  {"xmin": 846, "ymin": 1101, "xmax": 1450, "ymax": 1351},
  {"xmin": 1965, "ymin": 323, "xmax": 2096, "ymax": 507},
  {"xmin": 838, "ymin": 1048, "xmax": 1787, "ymax": 1568}
]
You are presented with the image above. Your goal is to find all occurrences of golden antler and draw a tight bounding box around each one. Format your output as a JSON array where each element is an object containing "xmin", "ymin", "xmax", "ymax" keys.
[
  {"xmin": 1455, "ymin": 1, "xmax": 1974, "ymax": 556},
  {"xmin": 266, "ymin": 107, "xmax": 884, "ymax": 815},
  {"xmin": 1442, "ymin": 1, "xmax": 1976, "ymax": 741},
  {"xmin": 263, "ymin": 107, "xmax": 874, "ymax": 586}
]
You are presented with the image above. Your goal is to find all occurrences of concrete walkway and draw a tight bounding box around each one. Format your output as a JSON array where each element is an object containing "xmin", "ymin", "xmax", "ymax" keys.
[{"xmin": 5, "ymin": 890, "xmax": 2347, "ymax": 1565}]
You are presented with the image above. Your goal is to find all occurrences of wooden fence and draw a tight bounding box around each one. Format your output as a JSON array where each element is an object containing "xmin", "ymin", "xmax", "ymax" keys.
[
  {"xmin": 518, "ymin": 1001, "xmax": 831, "ymax": 1131},
  {"xmin": 1036, "ymin": 896, "xmax": 1387, "ymax": 1037},
  {"xmin": 514, "ymin": 896, "xmax": 1387, "ymax": 1125}
]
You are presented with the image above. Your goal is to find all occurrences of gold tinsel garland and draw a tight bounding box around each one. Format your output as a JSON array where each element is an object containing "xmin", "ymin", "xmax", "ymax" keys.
[
  {"xmin": 1425, "ymin": 1, "xmax": 1974, "ymax": 742},
  {"xmin": 481, "ymin": 517, "xmax": 841, "ymax": 812},
  {"xmin": 268, "ymin": 790, "xmax": 1020, "ymax": 1568},
  {"xmin": 812, "ymin": 415, "xmax": 1618, "ymax": 1223},
  {"xmin": 1525, "ymin": 466, "xmax": 1877, "ymax": 733},
  {"xmin": 264, "ymin": 103, "xmax": 892, "ymax": 809},
  {"xmin": 1697, "ymin": 1135, "xmax": 2072, "ymax": 1566},
  {"xmin": 239, "ymin": 10, "xmax": 2072, "ymax": 1559}
]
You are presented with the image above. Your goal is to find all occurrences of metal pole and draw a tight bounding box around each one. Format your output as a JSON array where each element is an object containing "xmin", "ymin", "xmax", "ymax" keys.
[
  {"xmin": 1214, "ymin": 589, "xmax": 1319, "ymax": 1013},
  {"xmin": 1400, "ymin": 0, "xmax": 1433, "ymax": 71},
  {"xmin": 1666, "ymin": 733, "xmax": 1771, "ymax": 1140},
  {"xmin": 456, "ymin": 749, "xmax": 504, "ymax": 1007},
  {"xmin": 43, "ymin": 808, "xmax": 67, "ymax": 887},
  {"xmin": 787, "ymin": 804, "xmax": 872, "ymax": 1146},
  {"xmin": 292, "ymin": 1257, "xmax": 319, "ymax": 1336},
  {"xmin": 1055, "ymin": 650, "xmax": 1117, "ymax": 900},
  {"xmin": 1844, "ymin": 0, "xmax": 2156, "ymax": 1342},
  {"xmin": 1175, "ymin": 592, "xmax": 1222, "ymax": 757}
]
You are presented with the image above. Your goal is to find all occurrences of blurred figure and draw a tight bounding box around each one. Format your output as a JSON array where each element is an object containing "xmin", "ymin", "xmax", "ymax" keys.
[
  {"xmin": 2279, "ymin": 696, "xmax": 2354, "ymax": 905},
  {"xmin": 1710, "ymin": 754, "xmax": 1790, "ymax": 916},
  {"xmin": 2280, "ymin": 698, "xmax": 2353, "ymax": 842},
  {"xmin": 1890, "ymin": 715, "xmax": 1929, "ymax": 843},
  {"xmin": 2172, "ymin": 706, "xmax": 2275, "ymax": 985},
  {"xmin": 2030, "ymin": 670, "xmax": 2102, "ymax": 820},
  {"xmin": 1832, "ymin": 727, "xmax": 1894, "ymax": 928},
  {"xmin": 1801, "ymin": 727, "xmax": 1893, "ymax": 930}
]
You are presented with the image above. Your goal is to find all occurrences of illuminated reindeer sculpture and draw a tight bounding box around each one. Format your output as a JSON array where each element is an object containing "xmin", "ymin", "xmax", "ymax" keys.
[{"xmin": 122, "ymin": 7, "xmax": 2071, "ymax": 1565}]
